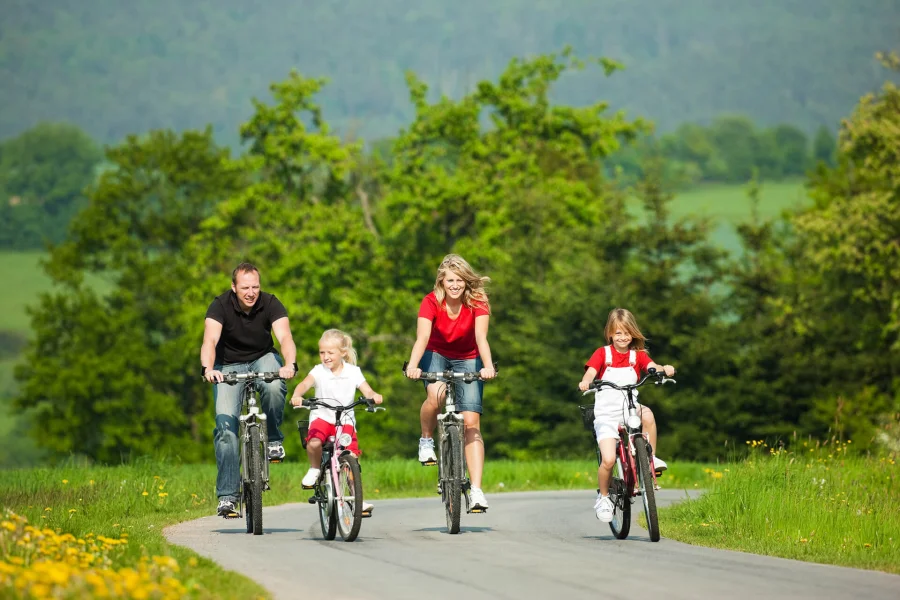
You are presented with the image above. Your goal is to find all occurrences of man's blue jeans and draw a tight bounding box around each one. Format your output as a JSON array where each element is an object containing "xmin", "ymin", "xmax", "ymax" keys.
[{"xmin": 213, "ymin": 352, "xmax": 287, "ymax": 501}]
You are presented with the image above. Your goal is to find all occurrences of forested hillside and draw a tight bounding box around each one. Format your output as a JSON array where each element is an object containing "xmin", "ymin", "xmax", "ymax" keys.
[{"xmin": 3, "ymin": 0, "xmax": 897, "ymax": 144}]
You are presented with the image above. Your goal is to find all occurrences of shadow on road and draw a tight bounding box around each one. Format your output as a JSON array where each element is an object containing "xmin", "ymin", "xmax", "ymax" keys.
[
  {"xmin": 413, "ymin": 526, "xmax": 494, "ymax": 534},
  {"xmin": 212, "ymin": 528, "xmax": 304, "ymax": 534}
]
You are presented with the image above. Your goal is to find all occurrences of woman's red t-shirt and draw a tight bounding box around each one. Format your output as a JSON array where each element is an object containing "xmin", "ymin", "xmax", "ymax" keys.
[
  {"xmin": 418, "ymin": 292, "xmax": 489, "ymax": 359},
  {"xmin": 585, "ymin": 346, "xmax": 652, "ymax": 380}
]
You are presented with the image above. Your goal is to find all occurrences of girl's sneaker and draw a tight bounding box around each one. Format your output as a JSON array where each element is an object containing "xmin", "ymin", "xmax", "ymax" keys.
[
  {"xmin": 653, "ymin": 456, "xmax": 668, "ymax": 472},
  {"xmin": 301, "ymin": 468, "xmax": 320, "ymax": 488},
  {"xmin": 594, "ymin": 494, "xmax": 614, "ymax": 522}
]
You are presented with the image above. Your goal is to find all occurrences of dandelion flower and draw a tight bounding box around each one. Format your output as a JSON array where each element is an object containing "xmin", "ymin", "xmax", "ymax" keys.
[{"xmin": 142, "ymin": 491, "xmax": 148, "ymax": 496}]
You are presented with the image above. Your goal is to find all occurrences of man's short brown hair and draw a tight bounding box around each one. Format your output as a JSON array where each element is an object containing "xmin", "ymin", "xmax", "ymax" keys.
[{"xmin": 232, "ymin": 262, "xmax": 259, "ymax": 284}]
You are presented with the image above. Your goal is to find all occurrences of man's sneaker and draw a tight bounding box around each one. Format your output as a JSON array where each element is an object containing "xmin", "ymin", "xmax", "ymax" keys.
[
  {"xmin": 267, "ymin": 441, "xmax": 286, "ymax": 462},
  {"xmin": 418, "ymin": 437, "xmax": 437, "ymax": 465},
  {"xmin": 217, "ymin": 499, "xmax": 239, "ymax": 518},
  {"xmin": 653, "ymin": 456, "xmax": 668, "ymax": 473},
  {"xmin": 594, "ymin": 494, "xmax": 614, "ymax": 522},
  {"xmin": 470, "ymin": 487, "xmax": 489, "ymax": 511},
  {"xmin": 301, "ymin": 468, "xmax": 320, "ymax": 489}
]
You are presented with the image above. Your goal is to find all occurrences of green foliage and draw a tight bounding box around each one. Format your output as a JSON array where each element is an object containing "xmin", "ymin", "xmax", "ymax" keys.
[
  {"xmin": 2, "ymin": 1, "xmax": 897, "ymax": 145},
  {"xmin": 14, "ymin": 128, "xmax": 246, "ymax": 463},
  {"xmin": 0, "ymin": 123, "xmax": 102, "ymax": 250}
]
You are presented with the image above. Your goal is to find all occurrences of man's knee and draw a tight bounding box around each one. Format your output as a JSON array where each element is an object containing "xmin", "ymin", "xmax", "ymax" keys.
[{"xmin": 214, "ymin": 415, "xmax": 239, "ymax": 439}]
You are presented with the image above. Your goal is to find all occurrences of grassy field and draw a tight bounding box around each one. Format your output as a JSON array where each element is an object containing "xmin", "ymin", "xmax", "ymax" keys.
[
  {"xmin": 0, "ymin": 458, "xmax": 711, "ymax": 598},
  {"xmin": 658, "ymin": 439, "xmax": 899, "ymax": 574}
]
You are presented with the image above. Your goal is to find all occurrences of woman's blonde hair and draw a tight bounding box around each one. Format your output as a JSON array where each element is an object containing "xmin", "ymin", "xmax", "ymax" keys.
[
  {"xmin": 604, "ymin": 308, "xmax": 647, "ymax": 351},
  {"xmin": 319, "ymin": 328, "xmax": 358, "ymax": 365},
  {"xmin": 433, "ymin": 254, "xmax": 491, "ymax": 312}
]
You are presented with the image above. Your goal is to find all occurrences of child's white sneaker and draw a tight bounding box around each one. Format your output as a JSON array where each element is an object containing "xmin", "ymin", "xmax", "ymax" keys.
[
  {"xmin": 653, "ymin": 456, "xmax": 668, "ymax": 472},
  {"xmin": 301, "ymin": 468, "xmax": 320, "ymax": 488},
  {"xmin": 418, "ymin": 437, "xmax": 437, "ymax": 465},
  {"xmin": 594, "ymin": 494, "xmax": 614, "ymax": 522}
]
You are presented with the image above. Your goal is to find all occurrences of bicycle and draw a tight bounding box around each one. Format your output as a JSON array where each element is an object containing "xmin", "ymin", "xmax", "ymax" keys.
[
  {"xmin": 212, "ymin": 370, "xmax": 286, "ymax": 536},
  {"xmin": 402, "ymin": 360, "xmax": 498, "ymax": 535},
  {"xmin": 294, "ymin": 396, "xmax": 385, "ymax": 542},
  {"xmin": 578, "ymin": 367, "xmax": 675, "ymax": 542}
]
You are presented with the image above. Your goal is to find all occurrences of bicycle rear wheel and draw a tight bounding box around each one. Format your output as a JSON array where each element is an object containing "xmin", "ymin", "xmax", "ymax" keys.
[
  {"xmin": 635, "ymin": 437, "xmax": 660, "ymax": 542},
  {"xmin": 317, "ymin": 467, "xmax": 337, "ymax": 540},
  {"xmin": 442, "ymin": 424, "xmax": 463, "ymax": 535},
  {"xmin": 608, "ymin": 457, "xmax": 631, "ymax": 540},
  {"xmin": 336, "ymin": 454, "xmax": 364, "ymax": 542},
  {"xmin": 247, "ymin": 425, "xmax": 264, "ymax": 535}
]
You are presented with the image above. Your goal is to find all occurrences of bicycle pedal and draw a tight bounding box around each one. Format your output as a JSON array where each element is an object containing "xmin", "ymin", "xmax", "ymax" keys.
[
  {"xmin": 420, "ymin": 459, "xmax": 437, "ymax": 466},
  {"xmin": 301, "ymin": 484, "xmax": 315, "ymax": 490},
  {"xmin": 269, "ymin": 458, "xmax": 284, "ymax": 464},
  {"xmin": 307, "ymin": 496, "xmax": 319, "ymax": 504},
  {"xmin": 362, "ymin": 510, "xmax": 373, "ymax": 519},
  {"xmin": 468, "ymin": 507, "xmax": 487, "ymax": 514},
  {"xmin": 654, "ymin": 469, "xmax": 664, "ymax": 477},
  {"xmin": 222, "ymin": 512, "xmax": 241, "ymax": 519}
]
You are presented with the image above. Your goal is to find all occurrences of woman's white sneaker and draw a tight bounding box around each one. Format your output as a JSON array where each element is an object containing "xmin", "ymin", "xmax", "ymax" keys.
[
  {"xmin": 418, "ymin": 437, "xmax": 437, "ymax": 464},
  {"xmin": 301, "ymin": 468, "xmax": 320, "ymax": 488},
  {"xmin": 470, "ymin": 487, "xmax": 489, "ymax": 510}
]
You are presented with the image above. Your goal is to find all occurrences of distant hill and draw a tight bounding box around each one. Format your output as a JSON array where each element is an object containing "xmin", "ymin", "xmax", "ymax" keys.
[{"xmin": 3, "ymin": 0, "xmax": 898, "ymax": 145}]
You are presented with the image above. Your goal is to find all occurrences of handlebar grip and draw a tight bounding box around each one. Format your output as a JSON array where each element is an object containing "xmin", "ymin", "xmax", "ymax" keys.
[{"xmin": 402, "ymin": 361, "xmax": 409, "ymax": 372}]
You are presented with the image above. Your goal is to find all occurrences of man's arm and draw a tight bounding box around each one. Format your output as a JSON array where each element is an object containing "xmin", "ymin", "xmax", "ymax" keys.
[
  {"xmin": 201, "ymin": 318, "xmax": 224, "ymax": 383},
  {"xmin": 272, "ymin": 317, "xmax": 298, "ymax": 379}
]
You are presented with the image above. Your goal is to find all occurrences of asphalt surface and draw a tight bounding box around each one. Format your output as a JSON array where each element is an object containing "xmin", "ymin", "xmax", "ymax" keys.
[{"xmin": 164, "ymin": 488, "xmax": 900, "ymax": 600}]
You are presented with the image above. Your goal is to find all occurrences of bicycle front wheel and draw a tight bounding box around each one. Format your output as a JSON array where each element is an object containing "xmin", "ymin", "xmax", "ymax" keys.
[
  {"xmin": 247, "ymin": 425, "xmax": 264, "ymax": 536},
  {"xmin": 442, "ymin": 424, "xmax": 463, "ymax": 535},
  {"xmin": 336, "ymin": 454, "xmax": 363, "ymax": 542},
  {"xmin": 635, "ymin": 438, "xmax": 660, "ymax": 542}
]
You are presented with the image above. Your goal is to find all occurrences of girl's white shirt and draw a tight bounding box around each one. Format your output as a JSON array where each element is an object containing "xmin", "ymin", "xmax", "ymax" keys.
[{"xmin": 308, "ymin": 362, "xmax": 366, "ymax": 425}]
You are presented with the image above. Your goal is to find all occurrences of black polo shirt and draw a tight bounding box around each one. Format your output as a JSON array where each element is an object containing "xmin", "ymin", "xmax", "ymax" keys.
[{"xmin": 205, "ymin": 290, "xmax": 289, "ymax": 365}]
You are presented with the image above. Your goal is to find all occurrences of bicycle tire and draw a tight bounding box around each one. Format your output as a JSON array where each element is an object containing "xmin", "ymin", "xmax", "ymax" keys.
[
  {"xmin": 336, "ymin": 454, "xmax": 364, "ymax": 542},
  {"xmin": 248, "ymin": 425, "xmax": 264, "ymax": 535},
  {"xmin": 608, "ymin": 458, "xmax": 631, "ymax": 540},
  {"xmin": 635, "ymin": 438, "xmax": 660, "ymax": 542},
  {"xmin": 442, "ymin": 424, "xmax": 463, "ymax": 535},
  {"xmin": 318, "ymin": 466, "xmax": 337, "ymax": 540}
]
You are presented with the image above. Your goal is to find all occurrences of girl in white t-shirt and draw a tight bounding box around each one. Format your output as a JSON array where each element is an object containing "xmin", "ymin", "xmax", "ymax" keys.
[{"xmin": 290, "ymin": 329, "xmax": 383, "ymax": 510}]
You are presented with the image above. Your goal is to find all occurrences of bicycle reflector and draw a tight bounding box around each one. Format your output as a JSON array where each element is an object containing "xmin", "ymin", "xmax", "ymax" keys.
[
  {"xmin": 339, "ymin": 433, "xmax": 354, "ymax": 448},
  {"xmin": 626, "ymin": 415, "xmax": 642, "ymax": 429}
]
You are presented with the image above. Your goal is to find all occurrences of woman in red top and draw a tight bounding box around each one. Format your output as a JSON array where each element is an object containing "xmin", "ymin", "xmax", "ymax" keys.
[{"xmin": 405, "ymin": 254, "xmax": 497, "ymax": 511}]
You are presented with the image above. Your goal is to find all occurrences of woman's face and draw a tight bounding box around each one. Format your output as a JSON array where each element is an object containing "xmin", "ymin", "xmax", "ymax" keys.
[{"xmin": 442, "ymin": 270, "xmax": 466, "ymax": 302}]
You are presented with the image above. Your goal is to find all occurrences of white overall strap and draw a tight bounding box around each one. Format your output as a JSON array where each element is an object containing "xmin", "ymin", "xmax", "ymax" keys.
[
  {"xmin": 629, "ymin": 350, "xmax": 636, "ymax": 367},
  {"xmin": 604, "ymin": 345, "xmax": 613, "ymax": 366}
]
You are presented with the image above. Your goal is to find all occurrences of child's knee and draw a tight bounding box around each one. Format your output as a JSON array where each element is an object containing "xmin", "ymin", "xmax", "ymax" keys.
[
  {"xmin": 600, "ymin": 455, "xmax": 616, "ymax": 470},
  {"xmin": 641, "ymin": 407, "xmax": 655, "ymax": 424},
  {"xmin": 307, "ymin": 437, "xmax": 322, "ymax": 449}
]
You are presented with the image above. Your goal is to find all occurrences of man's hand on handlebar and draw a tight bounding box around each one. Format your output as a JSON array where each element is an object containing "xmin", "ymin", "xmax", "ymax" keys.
[
  {"xmin": 278, "ymin": 363, "xmax": 297, "ymax": 380},
  {"xmin": 204, "ymin": 369, "xmax": 225, "ymax": 384}
]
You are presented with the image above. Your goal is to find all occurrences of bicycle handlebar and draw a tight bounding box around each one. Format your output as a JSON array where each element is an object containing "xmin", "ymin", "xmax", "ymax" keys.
[
  {"xmin": 401, "ymin": 361, "xmax": 499, "ymax": 383},
  {"xmin": 293, "ymin": 395, "xmax": 386, "ymax": 413},
  {"xmin": 205, "ymin": 371, "xmax": 286, "ymax": 385},
  {"xmin": 583, "ymin": 367, "xmax": 676, "ymax": 395}
]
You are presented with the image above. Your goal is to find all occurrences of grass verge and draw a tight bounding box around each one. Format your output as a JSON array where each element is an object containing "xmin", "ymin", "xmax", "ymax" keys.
[
  {"xmin": 1, "ymin": 457, "xmax": 709, "ymax": 598},
  {"xmin": 658, "ymin": 439, "xmax": 899, "ymax": 574}
]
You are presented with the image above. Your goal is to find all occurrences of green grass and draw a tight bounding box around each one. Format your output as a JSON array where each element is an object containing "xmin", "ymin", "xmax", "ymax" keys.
[
  {"xmin": 659, "ymin": 440, "xmax": 900, "ymax": 574},
  {"xmin": 0, "ymin": 458, "xmax": 710, "ymax": 597}
]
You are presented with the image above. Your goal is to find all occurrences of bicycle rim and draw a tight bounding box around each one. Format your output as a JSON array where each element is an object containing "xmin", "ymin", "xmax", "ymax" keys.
[
  {"xmin": 336, "ymin": 454, "xmax": 364, "ymax": 542},
  {"xmin": 249, "ymin": 425, "xmax": 264, "ymax": 535},
  {"xmin": 635, "ymin": 438, "xmax": 660, "ymax": 542},
  {"xmin": 442, "ymin": 424, "xmax": 463, "ymax": 534},
  {"xmin": 318, "ymin": 469, "xmax": 337, "ymax": 540},
  {"xmin": 608, "ymin": 458, "xmax": 631, "ymax": 539}
]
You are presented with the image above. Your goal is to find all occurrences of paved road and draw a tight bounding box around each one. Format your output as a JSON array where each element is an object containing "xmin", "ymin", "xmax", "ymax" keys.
[{"xmin": 165, "ymin": 489, "xmax": 900, "ymax": 600}]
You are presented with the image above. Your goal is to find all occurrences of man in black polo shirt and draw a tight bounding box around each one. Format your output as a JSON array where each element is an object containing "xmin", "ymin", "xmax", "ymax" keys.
[{"xmin": 201, "ymin": 262, "xmax": 298, "ymax": 517}]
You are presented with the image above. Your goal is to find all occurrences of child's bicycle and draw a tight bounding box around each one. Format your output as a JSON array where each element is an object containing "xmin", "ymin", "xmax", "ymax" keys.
[
  {"xmin": 402, "ymin": 360, "xmax": 498, "ymax": 535},
  {"xmin": 579, "ymin": 367, "xmax": 675, "ymax": 542},
  {"xmin": 294, "ymin": 396, "xmax": 385, "ymax": 542},
  {"xmin": 212, "ymin": 370, "xmax": 286, "ymax": 535}
]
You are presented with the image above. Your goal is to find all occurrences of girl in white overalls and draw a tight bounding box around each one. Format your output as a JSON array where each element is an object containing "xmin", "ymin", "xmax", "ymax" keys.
[{"xmin": 578, "ymin": 308, "xmax": 676, "ymax": 523}]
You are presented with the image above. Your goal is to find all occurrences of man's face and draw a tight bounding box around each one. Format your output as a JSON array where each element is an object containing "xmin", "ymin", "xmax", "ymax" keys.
[{"xmin": 232, "ymin": 271, "xmax": 261, "ymax": 311}]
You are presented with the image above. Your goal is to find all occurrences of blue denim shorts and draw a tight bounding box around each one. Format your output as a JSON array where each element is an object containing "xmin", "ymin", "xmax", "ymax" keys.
[{"xmin": 420, "ymin": 350, "xmax": 484, "ymax": 414}]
